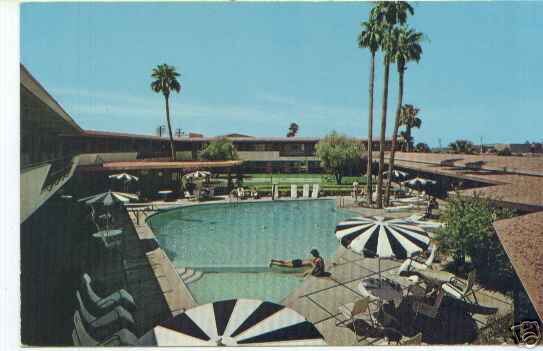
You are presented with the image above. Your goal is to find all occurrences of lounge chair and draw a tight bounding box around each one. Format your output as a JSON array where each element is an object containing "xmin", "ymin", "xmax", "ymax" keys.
[
  {"xmin": 81, "ymin": 273, "xmax": 136, "ymax": 312},
  {"xmin": 411, "ymin": 289, "xmax": 444, "ymax": 319},
  {"xmin": 302, "ymin": 184, "xmax": 310, "ymax": 198},
  {"xmin": 384, "ymin": 204, "xmax": 415, "ymax": 212},
  {"xmin": 72, "ymin": 310, "xmax": 139, "ymax": 346},
  {"xmin": 398, "ymin": 244, "xmax": 438, "ymax": 275},
  {"xmin": 336, "ymin": 297, "xmax": 376, "ymax": 342},
  {"xmin": 311, "ymin": 184, "xmax": 320, "ymax": 198},
  {"xmin": 75, "ymin": 290, "xmax": 136, "ymax": 340},
  {"xmin": 290, "ymin": 184, "xmax": 298, "ymax": 199},
  {"xmin": 441, "ymin": 270, "xmax": 478, "ymax": 304}
]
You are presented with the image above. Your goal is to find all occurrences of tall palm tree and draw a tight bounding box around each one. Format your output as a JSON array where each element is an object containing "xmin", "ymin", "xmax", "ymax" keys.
[
  {"xmin": 399, "ymin": 104, "xmax": 422, "ymax": 152},
  {"xmin": 370, "ymin": 1, "xmax": 414, "ymax": 208},
  {"xmin": 151, "ymin": 64, "xmax": 181, "ymax": 161},
  {"xmin": 358, "ymin": 19, "xmax": 383, "ymax": 206},
  {"xmin": 384, "ymin": 27, "xmax": 423, "ymax": 206}
]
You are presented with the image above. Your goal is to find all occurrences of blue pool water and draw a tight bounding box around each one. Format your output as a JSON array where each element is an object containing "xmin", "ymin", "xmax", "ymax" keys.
[{"xmin": 148, "ymin": 199, "xmax": 356, "ymax": 303}]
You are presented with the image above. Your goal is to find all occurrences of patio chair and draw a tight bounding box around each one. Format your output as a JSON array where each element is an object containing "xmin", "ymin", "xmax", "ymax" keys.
[
  {"xmin": 336, "ymin": 297, "xmax": 376, "ymax": 342},
  {"xmin": 75, "ymin": 290, "xmax": 136, "ymax": 340},
  {"xmin": 303, "ymin": 184, "xmax": 310, "ymax": 198},
  {"xmin": 290, "ymin": 184, "xmax": 298, "ymax": 199},
  {"xmin": 81, "ymin": 273, "xmax": 136, "ymax": 312},
  {"xmin": 411, "ymin": 289, "xmax": 444, "ymax": 319},
  {"xmin": 72, "ymin": 310, "xmax": 139, "ymax": 346},
  {"xmin": 441, "ymin": 270, "xmax": 478, "ymax": 304},
  {"xmin": 311, "ymin": 184, "xmax": 320, "ymax": 198},
  {"xmin": 238, "ymin": 187, "xmax": 246, "ymax": 199}
]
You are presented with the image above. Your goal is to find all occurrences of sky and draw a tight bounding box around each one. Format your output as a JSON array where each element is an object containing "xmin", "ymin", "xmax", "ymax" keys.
[{"xmin": 21, "ymin": 2, "xmax": 542, "ymax": 147}]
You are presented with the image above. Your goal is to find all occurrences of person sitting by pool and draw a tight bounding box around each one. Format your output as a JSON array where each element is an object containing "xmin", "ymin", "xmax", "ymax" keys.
[{"xmin": 270, "ymin": 249, "xmax": 328, "ymax": 277}]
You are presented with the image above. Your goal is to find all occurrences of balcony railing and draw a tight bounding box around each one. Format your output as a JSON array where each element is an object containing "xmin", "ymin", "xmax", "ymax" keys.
[{"xmin": 40, "ymin": 156, "xmax": 74, "ymax": 193}]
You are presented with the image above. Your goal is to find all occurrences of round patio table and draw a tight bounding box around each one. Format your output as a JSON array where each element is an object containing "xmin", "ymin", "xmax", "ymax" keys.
[{"xmin": 358, "ymin": 277, "xmax": 404, "ymax": 308}]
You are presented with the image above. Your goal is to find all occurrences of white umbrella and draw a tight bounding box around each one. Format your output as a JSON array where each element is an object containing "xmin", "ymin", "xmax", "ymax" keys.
[
  {"xmin": 385, "ymin": 169, "xmax": 409, "ymax": 180},
  {"xmin": 335, "ymin": 216, "xmax": 430, "ymax": 282},
  {"xmin": 184, "ymin": 170, "xmax": 211, "ymax": 180},
  {"xmin": 139, "ymin": 299, "xmax": 326, "ymax": 346},
  {"xmin": 78, "ymin": 190, "xmax": 139, "ymax": 206},
  {"xmin": 108, "ymin": 173, "xmax": 139, "ymax": 182}
]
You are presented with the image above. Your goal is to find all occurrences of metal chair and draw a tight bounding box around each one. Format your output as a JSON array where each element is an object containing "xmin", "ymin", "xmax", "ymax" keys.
[
  {"xmin": 441, "ymin": 270, "xmax": 478, "ymax": 304},
  {"xmin": 336, "ymin": 297, "xmax": 376, "ymax": 342}
]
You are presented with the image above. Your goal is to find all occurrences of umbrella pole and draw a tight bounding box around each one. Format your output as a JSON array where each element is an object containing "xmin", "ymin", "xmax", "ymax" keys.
[{"xmin": 378, "ymin": 257, "xmax": 381, "ymax": 287}]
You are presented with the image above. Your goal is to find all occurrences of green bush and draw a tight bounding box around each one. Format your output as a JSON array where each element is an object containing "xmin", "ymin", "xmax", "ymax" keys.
[{"xmin": 435, "ymin": 193, "xmax": 517, "ymax": 290}]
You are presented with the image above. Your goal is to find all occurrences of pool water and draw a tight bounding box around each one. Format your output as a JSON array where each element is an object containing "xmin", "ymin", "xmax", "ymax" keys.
[{"xmin": 148, "ymin": 199, "xmax": 356, "ymax": 303}]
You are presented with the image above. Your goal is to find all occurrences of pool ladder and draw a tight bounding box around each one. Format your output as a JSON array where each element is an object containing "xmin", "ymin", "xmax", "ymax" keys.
[{"xmin": 337, "ymin": 196, "xmax": 346, "ymax": 208}]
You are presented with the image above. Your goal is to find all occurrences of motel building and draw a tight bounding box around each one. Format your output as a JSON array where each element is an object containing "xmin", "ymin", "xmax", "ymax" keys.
[{"xmin": 20, "ymin": 64, "xmax": 543, "ymax": 345}]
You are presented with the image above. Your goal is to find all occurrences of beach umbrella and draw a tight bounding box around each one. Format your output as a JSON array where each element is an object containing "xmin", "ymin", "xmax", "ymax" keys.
[
  {"xmin": 139, "ymin": 299, "xmax": 326, "ymax": 347},
  {"xmin": 335, "ymin": 216, "xmax": 430, "ymax": 282},
  {"xmin": 385, "ymin": 169, "xmax": 409, "ymax": 180},
  {"xmin": 78, "ymin": 190, "xmax": 139, "ymax": 206},
  {"xmin": 184, "ymin": 170, "xmax": 211, "ymax": 180},
  {"xmin": 402, "ymin": 177, "xmax": 437, "ymax": 192}
]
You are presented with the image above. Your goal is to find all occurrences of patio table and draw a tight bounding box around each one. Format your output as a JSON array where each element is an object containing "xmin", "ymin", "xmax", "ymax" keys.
[{"xmin": 358, "ymin": 277, "xmax": 404, "ymax": 308}]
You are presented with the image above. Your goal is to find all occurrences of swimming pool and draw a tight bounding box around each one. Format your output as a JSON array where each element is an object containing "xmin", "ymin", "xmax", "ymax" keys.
[{"xmin": 148, "ymin": 199, "xmax": 356, "ymax": 303}]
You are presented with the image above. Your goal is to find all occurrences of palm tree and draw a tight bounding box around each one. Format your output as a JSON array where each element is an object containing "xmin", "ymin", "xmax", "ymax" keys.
[
  {"xmin": 399, "ymin": 104, "xmax": 422, "ymax": 152},
  {"xmin": 287, "ymin": 122, "xmax": 299, "ymax": 137},
  {"xmin": 384, "ymin": 27, "xmax": 423, "ymax": 206},
  {"xmin": 358, "ymin": 19, "xmax": 383, "ymax": 207},
  {"xmin": 370, "ymin": 1, "xmax": 414, "ymax": 208},
  {"xmin": 151, "ymin": 64, "xmax": 181, "ymax": 161}
]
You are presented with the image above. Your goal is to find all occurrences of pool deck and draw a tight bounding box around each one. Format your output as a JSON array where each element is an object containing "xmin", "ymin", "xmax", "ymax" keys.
[{"xmin": 125, "ymin": 195, "xmax": 513, "ymax": 345}]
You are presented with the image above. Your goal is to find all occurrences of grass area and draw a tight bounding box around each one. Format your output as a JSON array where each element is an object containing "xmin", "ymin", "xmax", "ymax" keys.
[{"xmin": 214, "ymin": 173, "xmax": 368, "ymax": 195}]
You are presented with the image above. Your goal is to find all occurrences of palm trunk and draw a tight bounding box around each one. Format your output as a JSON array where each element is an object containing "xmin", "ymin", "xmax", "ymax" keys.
[
  {"xmin": 385, "ymin": 68, "xmax": 404, "ymax": 206},
  {"xmin": 366, "ymin": 52, "xmax": 376, "ymax": 206},
  {"xmin": 406, "ymin": 125, "xmax": 412, "ymax": 152},
  {"xmin": 376, "ymin": 56, "xmax": 390, "ymax": 209},
  {"xmin": 164, "ymin": 94, "xmax": 176, "ymax": 161}
]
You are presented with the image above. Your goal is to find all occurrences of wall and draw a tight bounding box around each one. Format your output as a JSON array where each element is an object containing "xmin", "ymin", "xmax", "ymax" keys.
[{"xmin": 20, "ymin": 156, "xmax": 79, "ymax": 223}]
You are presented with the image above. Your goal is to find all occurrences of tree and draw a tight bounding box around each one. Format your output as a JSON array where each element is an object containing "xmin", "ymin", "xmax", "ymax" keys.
[
  {"xmin": 286, "ymin": 123, "xmax": 299, "ymax": 137},
  {"xmin": 315, "ymin": 131, "xmax": 362, "ymax": 185},
  {"xmin": 370, "ymin": 1, "xmax": 414, "ymax": 208},
  {"xmin": 399, "ymin": 104, "xmax": 422, "ymax": 152},
  {"xmin": 435, "ymin": 193, "xmax": 516, "ymax": 289},
  {"xmin": 414, "ymin": 142, "xmax": 431, "ymax": 153},
  {"xmin": 385, "ymin": 26, "xmax": 424, "ymax": 206},
  {"xmin": 449, "ymin": 139, "xmax": 475, "ymax": 154},
  {"xmin": 358, "ymin": 18, "xmax": 383, "ymax": 207},
  {"xmin": 200, "ymin": 138, "xmax": 238, "ymax": 161},
  {"xmin": 151, "ymin": 64, "xmax": 181, "ymax": 161}
]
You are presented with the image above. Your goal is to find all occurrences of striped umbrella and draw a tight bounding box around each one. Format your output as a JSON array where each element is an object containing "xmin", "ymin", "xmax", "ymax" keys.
[
  {"xmin": 78, "ymin": 190, "xmax": 139, "ymax": 206},
  {"xmin": 385, "ymin": 169, "xmax": 409, "ymax": 180},
  {"xmin": 139, "ymin": 299, "xmax": 326, "ymax": 346},
  {"xmin": 402, "ymin": 177, "xmax": 437, "ymax": 192},
  {"xmin": 184, "ymin": 170, "xmax": 211, "ymax": 180},
  {"xmin": 335, "ymin": 216, "xmax": 430, "ymax": 282}
]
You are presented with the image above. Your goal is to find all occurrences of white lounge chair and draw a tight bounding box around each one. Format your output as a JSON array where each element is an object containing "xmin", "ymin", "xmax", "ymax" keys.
[
  {"xmin": 398, "ymin": 244, "xmax": 438, "ymax": 275},
  {"xmin": 81, "ymin": 273, "xmax": 136, "ymax": 312},
  {"xmin": 302, "ymin": 184, "xmax": 310, "ymax": 198},
  {"xmin": 290, "ymin": 184, "xmax": 298, "ymax": 199},
  {"xmin": 72, "ymin": 310, "xmax": 139, "ymax": 346},
  {"xmin": 272, "ymin": 184, "xmax": 279, "ymax": 200},
  {"xmin": 311, "ymin": 184, "xmax": 320, "ymax": 198},
  {"xmin": 76, "ymin": 290, "xmax": 135, "ymax": 340}
]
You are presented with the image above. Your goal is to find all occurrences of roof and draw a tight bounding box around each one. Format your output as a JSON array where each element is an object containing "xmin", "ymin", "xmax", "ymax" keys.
[
  {"xmin": 79, "ymin": 160, "xmax": 243, "ymax": 171},
  {"xmin": 493, "ymin": 212, "xmax": 543, "ymax": 322},
  {"xmin": 20, "ymin": 64, "xmax": 82, "ymax": 133},
  {"xmin": 66, "ymin": 129, "xmax": 397, "ymax": 144}
]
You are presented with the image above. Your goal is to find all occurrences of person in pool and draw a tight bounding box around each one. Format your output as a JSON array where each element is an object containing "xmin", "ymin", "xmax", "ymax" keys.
[{"xmin": 270, "ymin": 249, "xmax": 326, "ymax": 277}]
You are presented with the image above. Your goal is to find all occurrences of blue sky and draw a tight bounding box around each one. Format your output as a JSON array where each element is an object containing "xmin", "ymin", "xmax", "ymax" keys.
[{"xmin": 21, "ymin": 2, "xmax": 542, "ymax": 146}]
